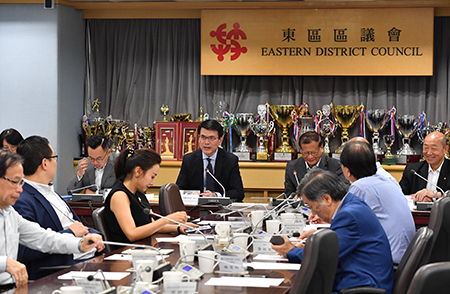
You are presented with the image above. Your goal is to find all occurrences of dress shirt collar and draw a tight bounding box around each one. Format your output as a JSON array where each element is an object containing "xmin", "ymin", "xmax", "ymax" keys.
[
  {"xmin": 202, "ymin": 149, "xmax": 219, "ymax": 162},
  {"xmin": 331, "ymin": 193, "xmax": 347, "ymax": 221},
  {"xmin": 428, "ymin": 159, "xmax": 444, "ymax": 174},
  {"xmin": 304, "ymin": 157, "xmax": 321, "ymax": 170},
  {"xmin": 24, "ymin": 178, "xmax": 55, "ymax": 195}
]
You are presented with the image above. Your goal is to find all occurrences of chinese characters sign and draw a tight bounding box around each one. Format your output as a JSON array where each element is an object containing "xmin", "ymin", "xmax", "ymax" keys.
[{"xmin": 201, "ymin": 8, "xmax": 433, "ymax": 76}]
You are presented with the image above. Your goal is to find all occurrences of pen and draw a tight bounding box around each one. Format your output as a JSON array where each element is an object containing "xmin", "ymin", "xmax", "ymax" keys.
[{"xmin": 241, "ymin": 275, "xmax": 268, "ymax": 278}]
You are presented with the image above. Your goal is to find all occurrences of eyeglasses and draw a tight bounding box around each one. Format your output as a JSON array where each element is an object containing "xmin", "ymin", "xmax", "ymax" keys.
[
  {"xmin": 301, "ymin": 151, "xmax": 320, "ymax": 157},
  {"xmin": 45, "ymin": 155, "xmax": 58, "ymax": 162},
  {"xmin": 1, "ymin": 176, "xmax": 24, "ymax": 188},
  {"xmin": 2, "ymin": 146, "xmax": 17, "ymax": 152},
  {"xmin": 89, "ymin": 151, "xmax": 108, "ymax": 164},
  {"xmin": 199, "ymin": 135, "xmax": 218, "ymax": 142}
]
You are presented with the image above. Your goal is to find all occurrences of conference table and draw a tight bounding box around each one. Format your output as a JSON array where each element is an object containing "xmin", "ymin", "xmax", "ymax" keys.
[{"xmin": 25, "ymin": 233, "xmax": 297, "ymax": 294}]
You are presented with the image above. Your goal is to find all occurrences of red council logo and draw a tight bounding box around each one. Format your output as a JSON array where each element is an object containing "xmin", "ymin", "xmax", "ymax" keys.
[{"xmin": 210, "ymin": 23, "xmax": 247, "ymax": 62}]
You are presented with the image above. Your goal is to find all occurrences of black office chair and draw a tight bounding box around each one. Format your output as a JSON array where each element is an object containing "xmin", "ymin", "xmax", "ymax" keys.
[
  {"xmin": 427, "ymin": 196, "xmax": 450, "ymax": 263},
  {"xmin": 289, "ymin": 229, "xmax": 339, "ymax": 294},
  {"xmin": 406, "ymin": 262, "xmax": 450, "ymax": 294},
  {"xmin": 158, "ymin": 183, "xmax": 186, "ymax": 216},
  {"xmin": 339, "ymin": 227, "xmax": 434, "ymax": 294},
  {"xmin": 92, "ymin": 206, "xmax": 113, "ymax": 253}
]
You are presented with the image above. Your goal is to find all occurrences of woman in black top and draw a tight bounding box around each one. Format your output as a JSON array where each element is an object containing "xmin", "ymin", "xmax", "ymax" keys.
[
  {"xmin": 104, "ymin": 148, "xmax": 192, "ymax": 243},
  {"xmin": 0, "ymin": 129, "xmax": 23, "ymax": 153}
]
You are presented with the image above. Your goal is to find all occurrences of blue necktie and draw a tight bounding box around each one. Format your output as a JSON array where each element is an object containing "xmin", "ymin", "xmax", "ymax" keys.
[{"xmin": 205, "ymin": 158, "xmax": 215, "ymax": 192}]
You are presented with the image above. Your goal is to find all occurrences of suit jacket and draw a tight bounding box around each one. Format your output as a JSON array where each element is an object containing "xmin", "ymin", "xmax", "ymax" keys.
[
  {"xmin": 399, "ymin": 158, "xmax": 450, "ymax": 195},
  {"xmin": 287, "ymin": 193, "xmax": 394, "ymax": 294},
  {"xmin": 284, "ymin": 154, "xmax": 347, "ymax": 196},
  {"xmin": 176, "ymin": 148, "xmax": 244, "ymax": 202},
  {"xmin": 13, "ymin": 183, "xmax": 100, "ymax": 280},
  {"xmin": 67, "ymin": 154, "xmax": 117, "ymax": 194}
]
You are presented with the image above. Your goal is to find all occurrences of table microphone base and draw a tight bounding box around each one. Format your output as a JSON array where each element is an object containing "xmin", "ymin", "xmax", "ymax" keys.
[
  {"xmin": 198, "ymin": 197, "xmax": 231, "ymax": 206},
  {"xmin": 416, "ymin": 202, "xmax": 433, "ymax": 210}
]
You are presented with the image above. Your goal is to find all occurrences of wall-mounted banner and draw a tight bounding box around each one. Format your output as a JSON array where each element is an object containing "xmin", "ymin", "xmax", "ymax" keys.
[{"xmin": 201, "ymin": 8, "xmax": 433, "ymax": 76}]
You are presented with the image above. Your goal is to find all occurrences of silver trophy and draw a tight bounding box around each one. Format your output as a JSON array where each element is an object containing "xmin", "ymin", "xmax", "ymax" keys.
[
  {"xmin": 298, "ymin": 104, "xmax": 315, "ymax": 136},
  {"xmin": 251, "ymin": 105, "xmax": 274, "ymax": 160},
  {"xmin": 316, "ymin": 104, "xmax": 334, "ymax": 156},
  {"xmin": 212, "ymin": 100, "xmax": 229, "ymax": 121},
  {"xmin": 233, "ymin": 113, "xmax": 255, "ymax": 153},
  {"xmin": 395, "ymin": 114, "xmax": 419, "ymax": 155},
  {"xmin": 365, "ymin": 109, "xmax": 389, "ymax": 155}
]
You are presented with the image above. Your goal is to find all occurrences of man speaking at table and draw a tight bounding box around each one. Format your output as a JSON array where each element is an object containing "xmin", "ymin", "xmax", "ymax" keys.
[
  {"xmin": 176, "ymin": 120, "xmax": 244, "ymax": 202},
  {"xmin": 284, "ymin": 131, "xmax": 346, "ymax": 197},
  {"xmin": 399, "ymin": 131, "xmax": 450, "ymax": 202}
]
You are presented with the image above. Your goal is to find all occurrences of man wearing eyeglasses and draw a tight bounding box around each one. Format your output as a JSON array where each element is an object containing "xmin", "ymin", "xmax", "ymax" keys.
[
  {"xmin": 284, "ymin": 131, "xmax": 347, "ymax": 197},
  {"xmin": 13, "ymin": 136, "xmax": 104, "ymax": 280},
  {"xmin": 67, "ymin": 135, "xmax": 117, "ymax": 195},
  {"xmin": 176, "ymin": 120, "xmax": 244, "ymax": 202}
]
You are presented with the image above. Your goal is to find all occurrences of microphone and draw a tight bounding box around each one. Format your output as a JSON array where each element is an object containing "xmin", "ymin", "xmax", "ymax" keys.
[
  {"xmin": 173, "ymin": 253, "xmax": 254, "ymax": 273},
  {"xmin": 69, "ymin": 184, "xmax": 99, "ymax": 195},
  {"xmin": 205, "ymin": 168, "xmax": 226, "ymax": 198},
  {"xmin": 86, "ymin": 269, "xmax": 111, "ymax": 290},
  {"xmin": 293, "ymin": 170, "xmax": 300, "ymax": 186},
  {"xmin": 130, "ymin": 265, "xmax": 153, "ymax": 294},
  {"xmin": 410, "ymin": 169, "xmax": 444, "ymax": 200}
]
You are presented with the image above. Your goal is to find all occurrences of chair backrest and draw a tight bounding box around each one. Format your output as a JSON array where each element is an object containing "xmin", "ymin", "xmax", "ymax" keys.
[
  {"xmin": 159, "ymin": 183, "xmax": 186, "ymax": 216},
  {"xmin": 406, "ymin": 262, "xmax": 450, "ymax": 294},
  {"xmin": 393, "ymin": 227, "xmax": 434, "ymax": 294},
  {"xmin": 289, "ymin": 229, "xmax": 339, "ymax": 294},
  {"xmin": 427, "ymin": 196, "xmax": 450, "ymax": 263},
  {"xmin": 92, "ymin": 206, "xmax": 113, "ymax": 253}
]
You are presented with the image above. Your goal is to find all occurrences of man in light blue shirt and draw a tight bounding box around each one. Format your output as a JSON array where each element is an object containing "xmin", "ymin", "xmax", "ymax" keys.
[{"xmin": 340, "ymin": 141, "xmax": 415, "ymax": 264}]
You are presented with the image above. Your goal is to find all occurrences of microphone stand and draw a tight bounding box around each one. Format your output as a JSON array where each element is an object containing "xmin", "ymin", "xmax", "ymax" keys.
[
  {"xmin": 250, "ymin": 194, "xmax": 296, "ymax": 234},
  {"xmin": 205, "ymin": 168, "xmax": 226, "ymax": 198},
  {"xmin": 411, "ymin": 169, "xmax": 445, "ymax": 201}
]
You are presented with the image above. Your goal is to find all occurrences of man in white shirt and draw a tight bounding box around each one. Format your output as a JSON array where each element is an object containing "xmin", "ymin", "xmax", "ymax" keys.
[
  {"xmin": 67, "ymin": 135, "xmax": 117, "ymax": 194},
  {"xmin": 13, "ymin": 136, "xmax": 104, "ymax": 280},
  {"xmin": 0, "ymin": 150, "xmax": 103, "ymax": 290},
  {"xmin": 400, "ymin": 132, "xmax": 450, "ymax": 202}
]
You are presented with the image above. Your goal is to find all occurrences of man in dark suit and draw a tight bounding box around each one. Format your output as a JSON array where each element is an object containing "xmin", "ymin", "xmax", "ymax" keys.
[
  {"xmin": 272, "ymin": 170, "xmax": 394, "ymax": 294},
  {"xmin": 400, "ymin": 131, "xmax": 450, "ymax": 202},
  {"xmin": 284, "ymin": 131, "xmax": 346, "ymax": 197},
  {"xmin": 14, "ymin": 136, "xmax": 103, "ymax": 280},
  {"xmin": 67, "ymin": 135, "xmax": 117, "ymax": 194},
  {"xmin": 176, "ymin": 120, "xmax": 244, "ymax": 202}
]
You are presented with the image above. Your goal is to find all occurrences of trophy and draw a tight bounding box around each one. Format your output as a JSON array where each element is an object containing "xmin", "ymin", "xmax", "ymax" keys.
[
  {"xmin": 440, "ymin": 129, "xmax": 450, "ymax": 159},
  {"xmin": 233, "ymin": 113, "xmax": 255, "ymax": 161},
  {"xmin": 383, "ymin": 134, "xmax": 395, "ymax": 161},
  {"xmin": 213, "ymin": 100, "xmax": 229, "ymax": 122},
  {"xmin": 170, "ymin": 113, "xmax": 192, "ymax": 122},
  {"xmin": 331, "ymin": 104, "xmax": 361, "ymax": 154},
  {"xmin": 316, "ymin": 104, "xmax": 335, "ymax": 156},
  {"xmin": 251, "ymin": 105, "xmax": 274, "ymax": 161},
  {"xmin": 298, "ymin": 104, "xmax": 315, "ymax": 136},
  {"xmin": 395, "ymin": 113, "xmax": 421, "ymax": 164},
  {"xmin": 160, "ymin": 105, "xmax": 169, "ymax": 122},
  {"xmin": 142, "ymin": 127, "xmax": 155, "ymax": 149},
  {"xmin": 269, "ymin": 105, "xmax": 300, "ymax": 161},
  {"xmin": 365, "ymin": 109, "xmax": 389, "ymax": 155},
  {"xmin": 110, "ymin": 119, "xmax": 126, "ymax": 152}
]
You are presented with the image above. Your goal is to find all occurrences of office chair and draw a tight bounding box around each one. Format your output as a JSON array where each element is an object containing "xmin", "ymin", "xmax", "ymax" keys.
[
  {"xmin": 339, "ymin": 227, "xmax": 434, "ymax": 294},
  {"xmin": 427, "ymin": 196, "xmax": 450, "ymax": 263},
  {"xmin": 289, "ymin": 229, "xmax": 339, "ymax": 294},
  {"xmin": 92, "ymin": 206, "xmax": 113, "ymax": 253},
  {"xmin": 406, "ymin": 262, "xmax": 450, "ymax": 294},
  {"xmin": 158, "ymin": 183, "xmax": 186, "ymax": 216}
]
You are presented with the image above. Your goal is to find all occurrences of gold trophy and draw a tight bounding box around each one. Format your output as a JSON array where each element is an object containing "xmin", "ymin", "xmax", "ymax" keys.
[
  {"xmin": 161, "ymin": 105, "xmax": 169, "ymax": 122},
  {"xmin": 269, "ymin": 105, "xmax": 300, "ymax": 161},
  {"xmin": 331, "ymin": 103, "xmax": 361, "ymax": 154},
  {"xmin": 170, "ymin": 113, "xmax": 192, "ymax": 122}
]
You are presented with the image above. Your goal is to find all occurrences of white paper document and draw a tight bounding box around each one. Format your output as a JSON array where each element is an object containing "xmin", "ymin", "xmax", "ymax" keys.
[
  {"xmin": 58, "ymin": 271, "xmax": 130, "ymax": 281},
  {"xmin": 121, "ymin": 248, "xmax": 174, "ymax": 255},
  {"xmin": 247, "ymin": 262, "xmax": 301, "ymax": 270},
  {"xmin": 205, "ymin": 277, "xmax": 284, "ymax": 288},
  {"xmin": 253, "ymin": 254, "xmax": 289, "ymax": 262}
]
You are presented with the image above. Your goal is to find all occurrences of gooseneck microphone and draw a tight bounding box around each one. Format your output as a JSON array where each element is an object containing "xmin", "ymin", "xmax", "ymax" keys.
[
  {"xmin": 410, "ymin": 169, "xmax": 444, "ymax": 200},
  {"xmin": 293, "ymin": 170, "xmax": 300, "ymax": 186},
  {"xmin": 69, "ymin": 184, "xmax": 99, "ymax": 195},
  {"xmin": 205, "ymin": 168, "xmax": 226, "ymax": 198}
]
